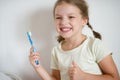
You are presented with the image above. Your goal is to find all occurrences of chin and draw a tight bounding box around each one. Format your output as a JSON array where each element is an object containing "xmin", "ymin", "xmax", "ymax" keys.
[{"xmin": 61, "ymin": 35, "xmax": 71, "ymax": 39}]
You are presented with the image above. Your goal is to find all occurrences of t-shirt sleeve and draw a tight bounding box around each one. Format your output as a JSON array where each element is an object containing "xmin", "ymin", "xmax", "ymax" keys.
[
  {"xmin": 92, "ymin": 39, "xmax": 112, "ymax": 63},
  {"xmin": 50, "ymin": 47, "xmax": 59, "ymax": 70}
]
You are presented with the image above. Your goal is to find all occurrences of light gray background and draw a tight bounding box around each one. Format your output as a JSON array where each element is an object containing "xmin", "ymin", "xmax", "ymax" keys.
[{"xmin": 0, "ymin": 0, "xmax": 120, "ymax": 80}]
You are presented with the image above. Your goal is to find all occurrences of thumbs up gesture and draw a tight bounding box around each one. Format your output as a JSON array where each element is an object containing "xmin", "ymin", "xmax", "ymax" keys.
[{"xmin": 68, "ymin": 61, "xmax": 85, "ymax": 80}]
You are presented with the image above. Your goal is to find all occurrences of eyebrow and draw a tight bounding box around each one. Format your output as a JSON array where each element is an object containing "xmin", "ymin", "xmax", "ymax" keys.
[{"xmin": 55, "ymin": 13, "xmax": 76, "ymax": 16}]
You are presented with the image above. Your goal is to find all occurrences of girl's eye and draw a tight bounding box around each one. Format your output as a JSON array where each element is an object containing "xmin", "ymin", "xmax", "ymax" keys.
[
  {"xmin": 69, "ymin": 16, "xmax": 75, "ymax": 19},
  {"xmin": 55, "ymin": 17, "xmax": 62, "ymax": 19}
]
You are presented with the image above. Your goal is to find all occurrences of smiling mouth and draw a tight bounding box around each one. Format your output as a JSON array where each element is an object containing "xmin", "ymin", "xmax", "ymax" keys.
[{"xmin": 60, "ymin": 27, "xmax": 72, "ymax": 32}]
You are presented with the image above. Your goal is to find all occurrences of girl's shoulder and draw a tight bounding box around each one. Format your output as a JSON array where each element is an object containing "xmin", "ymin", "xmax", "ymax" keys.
[
  {"xmin": 85, "ymin": 36, "xmax": 102, "ymax": 48},
  {"xmin": 87, "ymin": 36, "xmax": 112, "ymax": 63}
]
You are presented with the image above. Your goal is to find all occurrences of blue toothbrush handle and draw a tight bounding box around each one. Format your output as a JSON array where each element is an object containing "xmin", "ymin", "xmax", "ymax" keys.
[
  {"xmin": 35, "ymin": 60, "xmax": 39, "ymax": 65},
  {"xmin": 32, "ymin": 48, "xmax": 40, "ymax": 65},
  {"xmin": 32, "ymin": 48, "xmax": 37, "ymax": 52}
]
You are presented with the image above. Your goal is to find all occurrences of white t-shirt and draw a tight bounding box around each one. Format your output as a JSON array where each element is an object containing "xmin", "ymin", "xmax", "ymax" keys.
[{"xmin": 51, "ymin": 36, "xmax": 112, "ymax": 80}]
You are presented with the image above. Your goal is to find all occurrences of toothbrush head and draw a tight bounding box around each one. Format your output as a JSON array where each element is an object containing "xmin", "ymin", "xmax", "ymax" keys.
[{"xmin": 27, "ymin": 32, "xmax": 31, "ymax": 36}]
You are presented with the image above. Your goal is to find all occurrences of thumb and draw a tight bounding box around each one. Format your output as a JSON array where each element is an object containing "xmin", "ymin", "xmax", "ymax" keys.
[{"xmin": 72, "ymin": 60, "xmax": 77, "ymax": 67}]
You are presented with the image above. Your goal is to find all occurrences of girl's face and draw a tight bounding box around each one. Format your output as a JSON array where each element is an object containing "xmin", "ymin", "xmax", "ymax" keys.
[{"xmin": 54, "ymin": 2, "xmax": 87, "ymax": 39}]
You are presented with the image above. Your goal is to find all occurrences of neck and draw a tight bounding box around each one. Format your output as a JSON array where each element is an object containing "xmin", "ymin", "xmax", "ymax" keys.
[{"xmin": 62, "ymin": 34, "xmax": 86, "ymax": 51}]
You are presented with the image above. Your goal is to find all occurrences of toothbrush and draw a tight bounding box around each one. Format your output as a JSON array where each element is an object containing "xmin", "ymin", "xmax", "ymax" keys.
[{"xmin": 27, "ymin": 32, "xmax": 39, "ymax": 65}]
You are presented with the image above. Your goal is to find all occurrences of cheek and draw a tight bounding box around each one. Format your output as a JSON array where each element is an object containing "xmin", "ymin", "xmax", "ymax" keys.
[
  {"xmin": 55, "ymin": 20, "xmax": 59, "ymax": 26},
  {"xmin": 72, "ymin": 19, "xmax": 82, "ymax": 27},
  {"xmin": 55, "ymin": 22, "xmax": 59, "ymax": 29},
  {"xmin": 55, "ymin": 22, "xmax": 60, "ymax": 32},
  {"xmin": 55, "ymin": 20, "xmax": 61, "ymax": 27},
  {"xmin": 76, "ymin": 19, "xmax": 84, "ymax": 27},
  {"xmin": 72, "ymin": 20, "xmax": 84, "ymax": 31}
]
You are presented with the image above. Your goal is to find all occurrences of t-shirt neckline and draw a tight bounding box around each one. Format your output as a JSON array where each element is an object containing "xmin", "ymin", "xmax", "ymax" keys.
[{"xmin": 58, "ymin": 36, "xmax": 90, "ymax": 54}]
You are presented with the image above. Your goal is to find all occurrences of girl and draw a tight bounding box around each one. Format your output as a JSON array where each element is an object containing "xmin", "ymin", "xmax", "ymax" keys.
[{"xmin": 29, "ymin": 0, "xmax": 119, "ymax": 80}]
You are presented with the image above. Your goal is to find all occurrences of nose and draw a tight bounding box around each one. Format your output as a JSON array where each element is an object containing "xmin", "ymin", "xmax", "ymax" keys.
[{"xmin": 60, "ymin": 18, "xmax": 69, "ymax": 26}]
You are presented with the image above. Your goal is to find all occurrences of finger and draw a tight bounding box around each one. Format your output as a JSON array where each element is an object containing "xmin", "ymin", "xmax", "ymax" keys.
[
  {"xmin": 72, "ymin": 60, "xmax": 78, "ymax": 68},
  {"xmin": 29, "ymin": 55, "xmax": 40, "ymax": 63},
  {"xmin": 70, "ymin": 75, "xmax": 73, "ymax": 80},
  {"xmin": 69, "ymin": 71, "xmax": 76, "ymax": 80},
  {"xmin": 30, "ymin": 46, "xmax": 37, "ymax": 53},
  {"xmin": 69, "ymin": 67, "xmax": 77, "ymax": 75},
  {"xmin": 73, "ymin": 68, "xmax": 77, "ymax": 74},
  {"xmin": 69, "ymin": 70, "xmax": 73, "ymax": 79},
  {"xmin": 72, "ymin": 69, "xmax": 77, "ymax": 74},
  {"xmin": 29, "ymin": 53, "xmax": 40, "ymax": 59},
  {"xmin": 30, "ymin": 46, "xmax": 34, "ymax": 53},
  {"xmin": 69, "ymin": 71, "xmax": 74, "ymax": 80},
  {"xmin": 68, "ymin": 67, "xmax": 72, "ymax": 76},
  {"xmin": 68, "ymin": 68, "xmax": 74, "ymax": 76},
  {"xmin": 68, "ymin": 67, "xmax": 72, "ymax": 73},
  {"xmin": 31, "ymin": 55, "xmax": 40, "ymax": 59},
  {"xmin": 29, "ymin": 49, "xmax": 40, "ymax": 56}
]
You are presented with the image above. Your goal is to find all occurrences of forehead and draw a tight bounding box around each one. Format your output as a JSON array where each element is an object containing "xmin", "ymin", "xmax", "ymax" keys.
[{"xmin": 55, "ymin": 2, "xmax": 81, "ymax": 15}]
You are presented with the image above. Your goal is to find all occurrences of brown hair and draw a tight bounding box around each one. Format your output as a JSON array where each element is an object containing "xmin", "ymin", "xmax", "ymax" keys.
[{"xmin": 53, "ymin": 0, "xmax": 102, "ymax": 43}]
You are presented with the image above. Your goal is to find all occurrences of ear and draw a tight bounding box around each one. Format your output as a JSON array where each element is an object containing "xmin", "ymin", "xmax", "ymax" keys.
[{"xmin": 82, "ymin": 17, "xmax": 88, "ymax": 26}]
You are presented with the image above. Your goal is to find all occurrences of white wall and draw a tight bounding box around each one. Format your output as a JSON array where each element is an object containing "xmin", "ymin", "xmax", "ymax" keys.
[{"xmin": 0, "ymin": 0, "xmax": 120, "ymax": 80}]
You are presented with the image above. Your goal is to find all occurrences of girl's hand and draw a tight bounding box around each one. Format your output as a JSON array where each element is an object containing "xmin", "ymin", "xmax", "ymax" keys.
[
  {"xmin": 68, "ymin": 61, "xmax": 85, "ymax": 80},
  {"xmin": 29, "ymin": 47, "xmax": 40, "ymax": 68}
]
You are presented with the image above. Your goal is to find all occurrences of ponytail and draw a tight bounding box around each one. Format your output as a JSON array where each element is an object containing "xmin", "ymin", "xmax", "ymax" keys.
[
  {"xmin": 87, "ymin": 22, "xmax": 102, "ymax": 40},
  {"xmin": 57, "ymin": 35, "xmax": 65, "ymax": 43}
]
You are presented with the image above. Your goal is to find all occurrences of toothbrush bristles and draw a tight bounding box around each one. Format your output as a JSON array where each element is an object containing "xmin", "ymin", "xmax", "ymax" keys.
[{"xmin": 28, "ymin": 32, "xmax": 32, "ymax": 36}]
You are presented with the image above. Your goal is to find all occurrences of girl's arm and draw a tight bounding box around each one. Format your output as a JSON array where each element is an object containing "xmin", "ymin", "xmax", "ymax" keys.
[
  {"xmin": 69, "ymin": 55, "xmax": 120, "ymax": 80},
  {"xmin": 84, "ymin": 55, "xmax": 119, "ymax": 80},
  {"xmin": 51, "ymin": 69, "xmax": 61, "ymax": 80},
  {"xmin": 29, "ymin": 47, "xmax": 60, "ymax": 80},
  {"xmin": 34, "ymin": 65, "xmax": 60, "ymax": 80}
]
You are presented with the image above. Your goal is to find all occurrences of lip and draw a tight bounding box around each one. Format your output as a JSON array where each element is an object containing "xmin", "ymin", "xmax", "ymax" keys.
[{"xmin": 60, "ymin": 27, "xmax": 72, "ymax": 32}]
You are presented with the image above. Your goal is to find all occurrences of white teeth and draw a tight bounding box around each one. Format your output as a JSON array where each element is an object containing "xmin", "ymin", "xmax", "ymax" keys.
[
  {"xmin": 60, "ymin": 27, "xmax": 71, "ymax": 32},
  {"xmin": 62, "ymin": 28, "xmax": 70, "ymax": 31}
]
